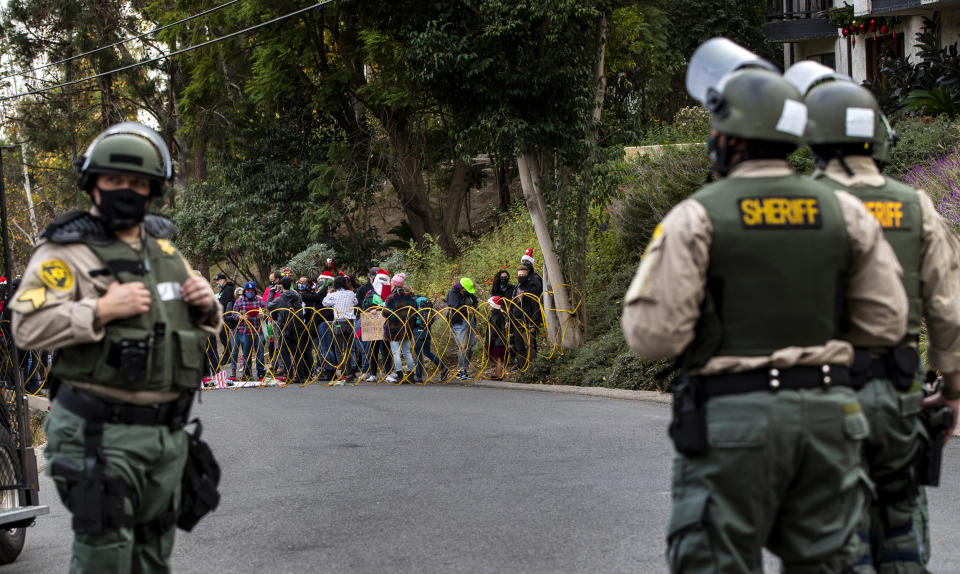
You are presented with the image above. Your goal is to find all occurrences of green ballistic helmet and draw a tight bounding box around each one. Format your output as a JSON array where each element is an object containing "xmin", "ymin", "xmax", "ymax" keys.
[
  {"xmin": 803, "ymin": 80, "xmax": 886, "ymax": 148},
  {"xmin": 706, "ymin": 68, "xmax": 807, "ymax": 144},
  {"xmin": 76, "ymin": 122, "xmax": 172, "ymax": 196}
]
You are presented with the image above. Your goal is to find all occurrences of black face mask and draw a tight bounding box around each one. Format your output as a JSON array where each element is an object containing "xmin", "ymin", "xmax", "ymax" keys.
[
  {"xmin": 96, "ymin": 188, "xmax": 149, "ymax": 231},
  {"xmin": 707, "ymin": 134, "xmax": 732, "ymax": 177},
  {"xmin": 518, "ymin": 274, "xmax": 529, "ymax": 285},
  {"xmin": 499, "ymin": 276, "xmax": 509, "ymax": 287}
]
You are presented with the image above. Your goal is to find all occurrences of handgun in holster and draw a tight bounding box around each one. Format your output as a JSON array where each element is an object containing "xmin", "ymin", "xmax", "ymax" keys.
[
  {"xmin": 917, "ymin": 405, "xmax": 954, "ymax": 487},
  {"xmin": 669, "ymin": 372, "xmax": 708, "ymax": 457}
]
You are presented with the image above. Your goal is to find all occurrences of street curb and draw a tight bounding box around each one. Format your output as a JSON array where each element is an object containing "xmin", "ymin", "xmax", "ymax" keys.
[
  {"xmin": 35, "ymin": 442, "xmax": 46, "ymax": 474},
  {"xmin": 454, "ymin": 379, "xmax": 672, "ymax": 405},
  {"xmin": 27, "ymin": 395, "xmax": 50, "ymax": 413},
  {"xmin": 458, "ymin": 379, "xmax": 960, "ymax": 437}
]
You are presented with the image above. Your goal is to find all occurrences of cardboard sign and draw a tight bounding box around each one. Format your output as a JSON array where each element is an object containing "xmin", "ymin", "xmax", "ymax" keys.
[{"xmin": 360, "ymin": 310, "xmax": 386, "ymax": 341}]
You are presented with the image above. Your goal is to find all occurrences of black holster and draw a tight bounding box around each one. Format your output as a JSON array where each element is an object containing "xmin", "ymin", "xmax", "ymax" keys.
[
  {"xmin": 888, "ymin": 347, "xmax": 921, "ymax": 391},
  {"xmin": 669, "ymin": 373, "xmax": 708, "ymax": 457},
  {"xmin": 178, "ymin": 419, "xmax": 221, "ymax": 531},
  {"xmin": 49, "ymin": 420, "xmax": 137, "ymax": 535},
  {"xmin": 917, "ymin": 406, "xmax": 954, "ymax": 487}
]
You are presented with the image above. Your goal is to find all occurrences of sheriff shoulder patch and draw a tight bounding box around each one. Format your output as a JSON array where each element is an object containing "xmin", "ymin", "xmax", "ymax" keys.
[
  {"xmin": 38, "ymin": 259, "xmax": 74, "ymax": 291},
  {"xmin": 739, "ymin": 197, "xmax": 822, "ymax": 229},
  {"xmin": 862, "ymin": 201, "xmax": 907, "ymax": 229},
  {"xmin": 156, "ymin": 238, "xmax": 177, "ymax": 255}
]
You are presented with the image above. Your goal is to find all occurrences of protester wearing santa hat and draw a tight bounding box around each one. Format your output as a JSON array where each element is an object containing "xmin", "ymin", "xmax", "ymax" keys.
[
  {"xmin": 353, "ymin": 267, "xmax": 379, "ymax": 381},
  {"xmin": 486, "ymin": 296, "xmax": 508, "ymax": 380},
  {"xmin": 512, "ymin": 248, "xmax": 544, "ymax": 365},
  {"xmin": 360, "ymin": 268, "xmax": 394, "ymax": 382},
  {"xmin": 383, "ymin": 273, "xmax": 417, "ymax": 383}
]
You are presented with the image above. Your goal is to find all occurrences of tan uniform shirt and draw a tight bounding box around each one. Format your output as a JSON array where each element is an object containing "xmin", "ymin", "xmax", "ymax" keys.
[
  {"xmin": 621, "ymin": 159, "xmax": 908, "ymax": 375},
  {"xmin": 10, "ymin": 226, "xmax": 221, "ymax": 404},
  {"xmin": 821, "ymin": 157, "xmax": 960, "ymax": 373}
]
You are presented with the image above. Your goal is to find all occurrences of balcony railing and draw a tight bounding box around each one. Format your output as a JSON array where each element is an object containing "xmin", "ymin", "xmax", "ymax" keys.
[{"xmin": 766, "ymin": 0, "xmax": 834, "ymax": 21}]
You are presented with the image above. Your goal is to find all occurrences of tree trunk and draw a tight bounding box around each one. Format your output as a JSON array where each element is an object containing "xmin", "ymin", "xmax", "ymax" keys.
[
  {"xmin": 439, "ymin": 159, "xmax": 470, "ymax": 255},
  {"xmin": 384, "ymin": 117, "xmax": 437, "ymax": 243},
  {"xmin": 495, "ymin": 155, "xmax": 512, "ymax": 212},
  {"xmin": 20, "ymin": 143, "xmax": 38, "ymax": 245},
  {"xmin": 540, "ymin": 262, "xmax": 559, "ymax": 349},
  {"xmin": 516, "ymin": 152, "xmax": 583, "ymax": 349},
  {"xmin": 592, "ymin": 12, "xmax": 607, "ymax": 128}
]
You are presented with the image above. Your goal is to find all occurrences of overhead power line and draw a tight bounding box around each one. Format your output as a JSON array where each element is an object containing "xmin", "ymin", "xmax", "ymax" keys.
[
  {"xmin": 0, "ymin": 0, "xmax": 245, "ymax": 82},
  {"xmin": 0, "ymin": 0, "xmax": 333, "ymax": 103}
]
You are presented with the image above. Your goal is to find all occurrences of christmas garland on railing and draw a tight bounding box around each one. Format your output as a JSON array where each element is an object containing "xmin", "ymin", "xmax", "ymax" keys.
[{"xmin": 828, "ymin": 3, "xmax": 901, "ymax": 46}]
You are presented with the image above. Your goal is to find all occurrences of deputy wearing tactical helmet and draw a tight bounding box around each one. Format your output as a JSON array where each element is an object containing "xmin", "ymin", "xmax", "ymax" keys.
[
  {"xmin": 622, "ymin": 39, "xmax": 908, "ymax": 572},
  {"xmin": 10, "ymin": 122, "xmax": 221, "ymax": 572},
  {"xmin": 787, "ymin": 61, "xmax": 960, "ymax": 573}
]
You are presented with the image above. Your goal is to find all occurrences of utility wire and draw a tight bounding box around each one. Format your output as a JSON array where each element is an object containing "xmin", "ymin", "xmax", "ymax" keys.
[
  {"xmin": 0, "ymin": 0, "xmax": 333, "ymax": 102},
  {"xmin": 0, "ymin": 0, "xmax": 245, "ymax": 82}
]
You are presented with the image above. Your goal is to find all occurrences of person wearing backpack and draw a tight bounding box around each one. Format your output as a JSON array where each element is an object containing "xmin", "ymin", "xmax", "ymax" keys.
[
  {"xmin": 267, "ymin": 276, "xmax": 305, "ymax": 383},
  {"xmin": 383, "ymin": 273, "xmax": 417, "ymax": 383},
  {"xmin": 412, "ymin": 294, "xmax": 447, "ymax": 383}
]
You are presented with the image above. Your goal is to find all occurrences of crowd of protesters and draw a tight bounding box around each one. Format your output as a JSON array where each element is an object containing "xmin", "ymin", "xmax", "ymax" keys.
[
  {"xmin": 0, "ymin": 247, "xmax": 546, "ymax": 392},
  {"xmin": 207, "ymin": 248, "xmax": 545, "ymax": 385}
]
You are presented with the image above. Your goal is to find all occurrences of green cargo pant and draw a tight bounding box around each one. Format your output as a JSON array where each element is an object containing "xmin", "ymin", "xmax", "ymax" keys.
[
  {"xmin": 854, "ymin": 379, "xmax": 929, "ymax": 574},
  {"xmin": 667, "ymin": 387, "xmax": 870, "ymax": 574},
  {"xmin": 44, "ymin": 403, "xmax": 188, "ymax": 574}
]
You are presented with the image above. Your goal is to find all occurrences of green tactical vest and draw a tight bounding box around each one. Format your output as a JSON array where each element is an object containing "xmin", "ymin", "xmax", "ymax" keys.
[
  {"xmin": 684, "ymin": 174, "xmax": 852, "ymax": 369},
  {"xmin": 51, "ymin": 234, "xmax": 207, "ymax": 394},
  {"xmin": 815, "ymin": 173, "xmax": 923, "ymax": 337}
]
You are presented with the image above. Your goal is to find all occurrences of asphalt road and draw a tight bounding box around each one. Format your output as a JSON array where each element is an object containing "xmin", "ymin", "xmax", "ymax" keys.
[{"xmin": 8, "ymin": 384, "xmax": 960, "ymax": 573}]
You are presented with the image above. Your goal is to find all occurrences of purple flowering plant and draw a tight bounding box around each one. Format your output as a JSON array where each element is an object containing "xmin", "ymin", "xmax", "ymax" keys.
[{"xmin": 903, "ymin": 150, "xmax": 960, "ymax": 229}]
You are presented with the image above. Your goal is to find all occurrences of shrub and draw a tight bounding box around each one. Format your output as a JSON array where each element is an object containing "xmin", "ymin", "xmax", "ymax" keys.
[
  {"xmin": 640, "ymin": 106, "xmax": 711, "ymax": 145},
  {"xmin": 393, "ymin": 204, "xmax": 541, "ymax": 302},
  {"xmin": 902, "ymin": 150, "xmax": 960, "ymax": 231},
  {"xmin": 516, "ymin": 328, "xmax": 670, "ymax": 391},
  {"xmin": 615, "ymin": 144, "xmax": 710, "ymax": 252},
  {"xmin": 789, "ymin": 147, "xmax": 815, "ymax": 176},
  {"xmin": 285, "ymin": 243, "xmax": 337, "ymax": 279},
  {"xmin": 585, "ymin": 264, "xmax": 638, "ymax": 340},
  {"xmin": 886, "ymin": 116, "xmax": 960, "ymax": 179}
]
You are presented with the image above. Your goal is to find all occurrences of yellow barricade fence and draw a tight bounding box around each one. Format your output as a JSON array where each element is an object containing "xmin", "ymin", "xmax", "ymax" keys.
[{"xmin": 2, "ymin": 290, "xmax": 582, "ymax": 395}]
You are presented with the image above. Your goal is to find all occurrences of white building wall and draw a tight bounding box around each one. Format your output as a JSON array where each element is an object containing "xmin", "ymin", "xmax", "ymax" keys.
[{"xmin": 782, "ymin": 3, "xmax": 960, "ymax": 81}]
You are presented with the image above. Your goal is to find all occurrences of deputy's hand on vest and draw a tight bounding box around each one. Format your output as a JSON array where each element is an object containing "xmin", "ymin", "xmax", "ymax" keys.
[
  {"xmin": 96, "ymin": 281, "xmax": 151, "ymax": 324},
  {"xmin": 182, "ymin": 276, "xmax": 215, "ymax": 313}
]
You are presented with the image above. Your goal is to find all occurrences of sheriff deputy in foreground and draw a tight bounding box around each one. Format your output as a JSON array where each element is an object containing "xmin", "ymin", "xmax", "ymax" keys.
[
  {"xmin": 11, "ymin": 122, "xmax": 221, "ymax": 573},
  {"xmin": 622, "ymin": 39, "xmax": 908, "ymax": 572}
]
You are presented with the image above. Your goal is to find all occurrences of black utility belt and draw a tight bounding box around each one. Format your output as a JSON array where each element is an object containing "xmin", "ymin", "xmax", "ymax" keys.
[
  {"xmin": 56, "ymin": 384, "xmax": 192, "ymax": 431},
  {"xmin": 696, "ymin": 364, "xmax": 853, "ymax": 399}
]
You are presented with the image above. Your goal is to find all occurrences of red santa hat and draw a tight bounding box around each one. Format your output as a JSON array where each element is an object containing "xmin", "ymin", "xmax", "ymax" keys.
[
  {"xmin": 521, "ymin": 248, "xmax": 535, "ymax": 266},
  {"xmin": 488, "ymin": 296, "xmax": 503, "ymax": 311},
  {"xmin": 318, "ymin": 270, "xmax": 335, "ymax": 282},
  {"xmin": 373, "ymin": 269, "xmax": 392, "ymax": 298}
]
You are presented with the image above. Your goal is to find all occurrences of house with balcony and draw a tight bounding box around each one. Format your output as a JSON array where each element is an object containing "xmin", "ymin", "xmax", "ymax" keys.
[{"xmin": 764, "ymin": 1, "xmax": 960, "ymax": 83}]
